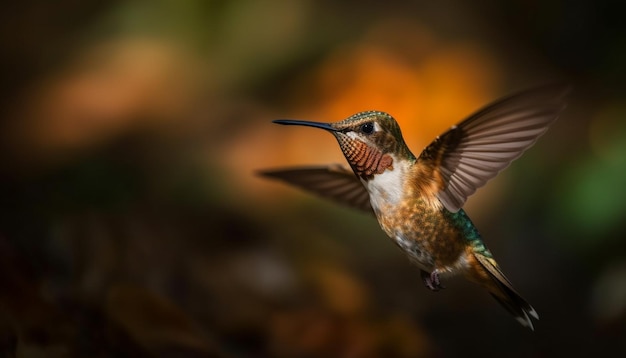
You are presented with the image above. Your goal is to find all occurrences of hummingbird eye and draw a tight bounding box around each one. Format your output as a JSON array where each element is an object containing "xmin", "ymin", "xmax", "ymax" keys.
[{"xmin": 360, "ymin": 122, "xmax": 375, "ymax": 134}]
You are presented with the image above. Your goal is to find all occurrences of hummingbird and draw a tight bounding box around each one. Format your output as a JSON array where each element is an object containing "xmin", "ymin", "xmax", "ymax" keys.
[{"xmin": 260, "ymin": 85, "xmax": 569, "ymax": 330}]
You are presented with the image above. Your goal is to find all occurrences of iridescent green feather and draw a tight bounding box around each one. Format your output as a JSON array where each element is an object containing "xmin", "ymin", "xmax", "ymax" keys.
[{"xmin": 445, "ymin": 209, "xmax": 493, "ymax": 258}]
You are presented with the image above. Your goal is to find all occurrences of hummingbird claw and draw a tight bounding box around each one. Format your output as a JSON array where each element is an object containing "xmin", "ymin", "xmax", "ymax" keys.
[{"xmin": 421, "ymin": 269, "xmax": 445, "ymax": 291}]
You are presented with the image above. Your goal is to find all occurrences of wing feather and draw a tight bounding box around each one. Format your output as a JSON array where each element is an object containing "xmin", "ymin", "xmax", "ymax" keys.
[
  {"xmin": 258, "ymin": 165, "xmax": 373, "ymax": 213},
  {"xmin": 418, "ymin": 84, "xmax": 570, "ymax": 212}
]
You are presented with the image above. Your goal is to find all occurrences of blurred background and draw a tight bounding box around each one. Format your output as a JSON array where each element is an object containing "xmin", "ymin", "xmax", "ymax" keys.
[{"xmin": 0, "ymin": 1, "xmax": 625, "ymax": 357}]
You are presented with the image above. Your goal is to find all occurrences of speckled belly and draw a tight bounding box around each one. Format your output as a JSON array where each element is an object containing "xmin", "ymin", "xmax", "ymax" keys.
[
  {"xmin": 391, "ymin": 232, "xmax": 435, "ymax": 270},
  {"xmin": 374, "ymin": 199, "xmax": 466, "ymax": 272}
]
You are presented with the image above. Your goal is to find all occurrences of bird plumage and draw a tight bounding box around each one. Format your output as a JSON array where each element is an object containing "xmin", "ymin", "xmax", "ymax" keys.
[{"xmin": 260, "ymin": 84, "xmax": 569, "ymax": 330}]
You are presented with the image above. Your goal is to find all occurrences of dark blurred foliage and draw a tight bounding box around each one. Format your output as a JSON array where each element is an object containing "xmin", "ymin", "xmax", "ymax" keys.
[{"xmin": 0, "ymin": 1, "xmax": 625, "ymax": 357}]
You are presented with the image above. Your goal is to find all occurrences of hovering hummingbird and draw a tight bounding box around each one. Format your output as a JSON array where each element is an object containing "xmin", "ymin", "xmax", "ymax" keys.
[{"xmin": 260, "ymin": 85, "xmax": 569, "ymax": 330}]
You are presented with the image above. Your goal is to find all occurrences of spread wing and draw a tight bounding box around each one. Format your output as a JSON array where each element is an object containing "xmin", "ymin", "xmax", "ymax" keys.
[
  {"xmin": 418, "ymin": 84, "xmax": 570, "ymax": 212},
  {"xmin": 258, "ymin": 165, "xmax": 373, "ymax": 213}
]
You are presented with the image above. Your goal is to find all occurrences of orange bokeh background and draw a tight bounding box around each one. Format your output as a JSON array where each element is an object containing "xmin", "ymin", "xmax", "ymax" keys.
[{"xmin": 0, "ymin": 2, "xmax": 624, "ymax": 357}]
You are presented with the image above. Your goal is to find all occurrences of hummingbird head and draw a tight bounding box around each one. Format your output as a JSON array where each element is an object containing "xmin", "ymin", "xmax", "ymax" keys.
[{"xmin": 274, "ymin": 111, "xmax": 415, "ymax": 180}]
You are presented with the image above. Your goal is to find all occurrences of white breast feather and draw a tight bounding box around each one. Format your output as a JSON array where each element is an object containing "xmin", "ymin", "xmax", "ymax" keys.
[{"xmin": 363, "ymin": 155, "xmax": 407, "ymax": 211}]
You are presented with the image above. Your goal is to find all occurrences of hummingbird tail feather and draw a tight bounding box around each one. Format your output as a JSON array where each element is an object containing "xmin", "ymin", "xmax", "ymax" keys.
[{"xmin": 471, "ymin": 252, "xmax": 539, "ymax": 330}]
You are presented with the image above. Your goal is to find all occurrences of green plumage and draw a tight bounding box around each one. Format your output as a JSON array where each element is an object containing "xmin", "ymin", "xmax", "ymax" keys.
[{"xmin": 445, "ymin": 209, "xmax": 493, "ymax": 258}]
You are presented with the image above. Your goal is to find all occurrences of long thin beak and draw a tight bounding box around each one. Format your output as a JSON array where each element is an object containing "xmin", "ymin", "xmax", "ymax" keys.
[{"xmin": 272, "ymin": 119, "xmax": 337, "ymax": 132}]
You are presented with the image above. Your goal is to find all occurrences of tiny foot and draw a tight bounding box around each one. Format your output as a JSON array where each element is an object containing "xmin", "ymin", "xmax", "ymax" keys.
[{"xmin": 421, "ymin": 270, "xmax": 445, "ymax": 291}]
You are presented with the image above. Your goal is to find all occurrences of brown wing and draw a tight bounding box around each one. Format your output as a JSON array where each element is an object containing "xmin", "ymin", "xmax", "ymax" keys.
[
  {"xmin": 418, "ymin": 84, "xmax": 570, "ymax": 212},
  {"xmin": 258, "ymin": 164, "xmax": 373, "ymax": 213}
]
